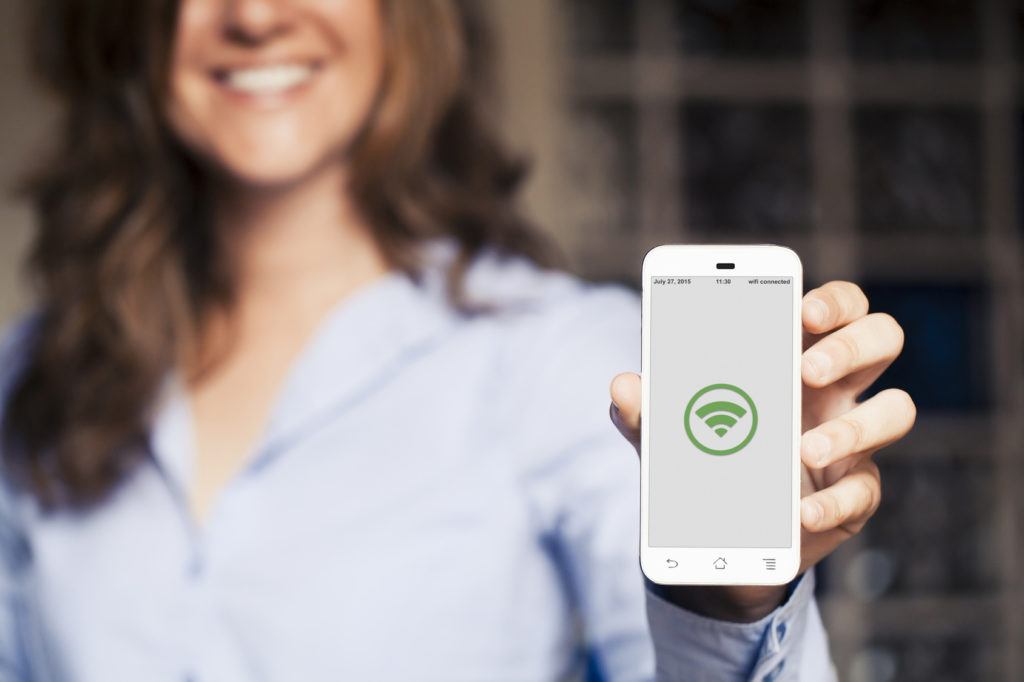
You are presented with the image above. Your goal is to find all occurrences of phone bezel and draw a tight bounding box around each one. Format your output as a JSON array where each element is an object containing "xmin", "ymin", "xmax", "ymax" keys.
[{"xmin": 640, "ymin": 244, "xmax": 803, "ymax": 586}]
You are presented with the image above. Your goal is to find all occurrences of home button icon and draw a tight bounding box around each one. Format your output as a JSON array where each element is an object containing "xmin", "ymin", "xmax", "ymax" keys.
[{"xmin": 712, "ymin": 557, "xmax": 728, "ymax": 570}]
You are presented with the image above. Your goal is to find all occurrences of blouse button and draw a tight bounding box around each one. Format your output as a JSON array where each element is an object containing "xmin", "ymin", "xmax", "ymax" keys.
[
  {"xmin": 763, "ymin": 659, "xmax": 785, "ymax": 681},
  {"xmin": 185, "ymin": 554, "xmax": 204, "ymax": 580}
]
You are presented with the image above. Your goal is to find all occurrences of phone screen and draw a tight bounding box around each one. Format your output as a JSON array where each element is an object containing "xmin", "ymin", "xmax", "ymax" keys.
[{"xmin": 648, "ymin": 275, "xmax": 794, "ymax": 548}]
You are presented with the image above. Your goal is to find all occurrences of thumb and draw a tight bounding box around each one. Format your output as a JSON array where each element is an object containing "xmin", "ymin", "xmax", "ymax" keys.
[{"xmin": 609, "ymin": 372, "xmax": 641, "ymax": 452}]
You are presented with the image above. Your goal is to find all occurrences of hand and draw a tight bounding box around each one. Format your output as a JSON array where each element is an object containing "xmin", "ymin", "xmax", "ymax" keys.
[{"xmin": 610, "ymin": 280, "xmax": 917, "ymax": 622}]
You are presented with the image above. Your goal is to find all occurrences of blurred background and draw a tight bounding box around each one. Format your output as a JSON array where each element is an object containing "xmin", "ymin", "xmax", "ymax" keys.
[{"xmin": 1, "ymin": 1, "xmax": 1022, "ymax": 681}]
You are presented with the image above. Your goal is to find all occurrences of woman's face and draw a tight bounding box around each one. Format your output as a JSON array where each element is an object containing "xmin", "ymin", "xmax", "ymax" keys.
[{"xmin": 168, "ymin": 0, "xmax": 385, "ymax": 188}]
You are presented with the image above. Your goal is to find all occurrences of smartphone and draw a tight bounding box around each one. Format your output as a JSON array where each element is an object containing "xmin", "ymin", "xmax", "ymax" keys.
[{"xmin": 640, "ymin": 244, "xmax": 802, "ymax": 585}]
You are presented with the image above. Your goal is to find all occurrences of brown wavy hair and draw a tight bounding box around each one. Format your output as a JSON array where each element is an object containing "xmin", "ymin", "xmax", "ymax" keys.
[{"xmin": 3, "ymin": 0, "xmax": 562, "ymax": 508}]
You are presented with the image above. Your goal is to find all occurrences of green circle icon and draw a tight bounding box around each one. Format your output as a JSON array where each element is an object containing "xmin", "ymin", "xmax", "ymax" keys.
[{"xmin": 684, "ymin": 383, "xmax": 758, "ymax": 456}]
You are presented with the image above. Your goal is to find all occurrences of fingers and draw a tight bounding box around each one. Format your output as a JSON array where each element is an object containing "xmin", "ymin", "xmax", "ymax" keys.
[
  {"xmin": 801, "ymin": 311, "xmax": 905, "ymax": 388},
  {"xmin": 801, "ymin": 388, "xmax": 917, "ymax": 469},
  {"xmin": 802, "ymin": 280, "xmax": 869, "ymax": 335},
  {"xmin": 801, "ymin": 458, "xmax": 881, "ymax": 533},
  {"xmin": 609, "ymin": 372, "xmax": 641, "ymax": 450}
]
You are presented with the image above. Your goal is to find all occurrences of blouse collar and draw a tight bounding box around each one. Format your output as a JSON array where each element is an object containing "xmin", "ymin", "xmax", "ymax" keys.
[{"xmin": 147, "ymin": 237, "xmax": 464, "ymax": 494}]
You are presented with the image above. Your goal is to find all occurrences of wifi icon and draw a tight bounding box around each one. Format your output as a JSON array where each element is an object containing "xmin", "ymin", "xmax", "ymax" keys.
[
  {"xmin": 684, "ymin": 383, "xmax": 759, "ymax": 456},
  {"xmin": 694, "ymin": 400, "xmax": 748, "ymax": 438}
]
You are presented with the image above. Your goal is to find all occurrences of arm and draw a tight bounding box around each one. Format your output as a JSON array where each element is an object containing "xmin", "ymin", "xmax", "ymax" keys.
[
  {"xmin": 0, "ymin": 317, "xmax": 36, "ymax": 680},
  {"xmin": 610, "ymin": 280, "xmax": 916, "ymax": 680},
  {"xmin": 646, "ymin": 568, "xmax": 834, "ymax": 680},
  {"xmin": 0, "ymin": 485, "xmax": 30, "ymax": 682},
  {"xmin": 514, "ymin": 284, "xmax": 835, "ymax": 680},
  {"xmin": 513, "ymin": 286, "xmax": 655, "ymax": 679}
]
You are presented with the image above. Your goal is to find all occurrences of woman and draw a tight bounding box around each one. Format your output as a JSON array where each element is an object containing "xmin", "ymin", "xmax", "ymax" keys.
[{"xmin": 0, "ymin": 0, "xmax": 915, "ymax": 680}]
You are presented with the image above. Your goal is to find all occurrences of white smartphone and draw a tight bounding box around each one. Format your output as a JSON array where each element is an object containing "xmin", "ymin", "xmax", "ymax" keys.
[{"xmin": 640, "ymin": 244, "xmax": 802, "ymax": 586}]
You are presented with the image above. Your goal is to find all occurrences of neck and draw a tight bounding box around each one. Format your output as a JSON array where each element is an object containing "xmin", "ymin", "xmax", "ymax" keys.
[
  {"xmin": 212, "ymin": 165, "xmax": 390, "ymax": 320},
  {"xmin": 188, "ymin": 164, "xmax": 391, "ymax": 374}
]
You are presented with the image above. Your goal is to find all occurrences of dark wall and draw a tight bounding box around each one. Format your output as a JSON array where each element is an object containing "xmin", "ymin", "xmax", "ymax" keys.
[{"xmin": 558, "ymin": 1, "xmax": 1023, "ymax": 680}]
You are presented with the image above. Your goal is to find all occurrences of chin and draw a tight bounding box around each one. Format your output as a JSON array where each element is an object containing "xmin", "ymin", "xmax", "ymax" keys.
[{"xmin": 206, "ymin": 142, "xmax": 342, "ymax": 190}]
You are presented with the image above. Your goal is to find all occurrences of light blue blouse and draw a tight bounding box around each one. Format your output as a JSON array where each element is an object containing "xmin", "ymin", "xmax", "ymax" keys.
[{"xmin": 0, "ymin": 237, "xmax": 833, "ymax": 681}]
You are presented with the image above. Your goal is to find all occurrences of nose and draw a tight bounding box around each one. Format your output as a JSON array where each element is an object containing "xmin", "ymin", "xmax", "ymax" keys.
[{"xmin": 222, "ymin": 0, "xmax": 292, "ymax": 45}]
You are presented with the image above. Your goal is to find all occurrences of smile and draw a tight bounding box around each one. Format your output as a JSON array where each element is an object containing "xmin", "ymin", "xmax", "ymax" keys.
[{"xmin": 213, "ymin": 62, "xmax": 321, "ymax": 96}]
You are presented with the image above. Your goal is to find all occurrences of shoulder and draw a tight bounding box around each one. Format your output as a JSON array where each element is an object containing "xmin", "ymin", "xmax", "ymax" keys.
[
  {"xmin": 420, "ymin": 236, "xmax": 641, "ymax": 369},
  {"xmin": 422, "ymin": 238, "xmax": 640, "ymax": 448}
]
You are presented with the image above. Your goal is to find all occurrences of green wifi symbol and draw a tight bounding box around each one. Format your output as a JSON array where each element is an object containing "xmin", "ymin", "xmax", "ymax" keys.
[
  {"xmin": 684, "ymin": 383, "xmax": 758, "ymax": 456},
  {"xmin": 695, "ymin": 401, "xmax": 748, "ymax": 438}
]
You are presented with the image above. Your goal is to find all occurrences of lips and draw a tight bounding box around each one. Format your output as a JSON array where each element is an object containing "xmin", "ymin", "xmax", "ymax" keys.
[{"xmin": 212, "ymin": 62, "xmax": 322, "ymax": 96}]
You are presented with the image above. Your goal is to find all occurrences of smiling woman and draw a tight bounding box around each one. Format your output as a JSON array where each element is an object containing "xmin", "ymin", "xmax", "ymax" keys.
[{"xmin": 0, "ymin": 0, "xmax": 909, "ymax": 680}]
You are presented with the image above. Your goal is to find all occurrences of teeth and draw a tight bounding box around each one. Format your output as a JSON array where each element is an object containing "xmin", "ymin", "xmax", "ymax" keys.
[{"xmin": 223, "ymin": 64, "xmax": 314, "ymax": 94}]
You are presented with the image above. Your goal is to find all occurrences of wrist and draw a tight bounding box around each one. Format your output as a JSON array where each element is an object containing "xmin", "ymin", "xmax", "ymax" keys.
[{"xmin": 649, "ymin": 583, "xmax": 788, "ymax": 623}]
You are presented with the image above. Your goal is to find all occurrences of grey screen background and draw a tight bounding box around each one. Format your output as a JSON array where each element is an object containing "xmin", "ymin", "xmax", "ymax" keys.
[{"xmin": 649, "ymin": 276, "xmax": 793, "ymax": 548}]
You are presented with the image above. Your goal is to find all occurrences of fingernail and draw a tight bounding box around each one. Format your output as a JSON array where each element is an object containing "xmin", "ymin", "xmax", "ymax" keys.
[
  {"xmin": 803, "ymin": 351, "xmax": 832, "ymax": 381},
  {"xmin": 803, "ymin": 499, "xmax": 824, "ymax": 525},
  {"xmin": 803, "ymin": 432, "xmax": 832, "ymax": 466},
  {"xmin": 805, "ymin": 299, "xmax": 827, "ymax": 326}
]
